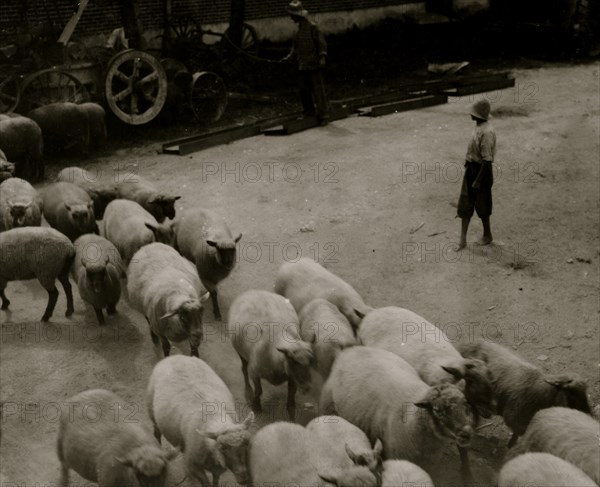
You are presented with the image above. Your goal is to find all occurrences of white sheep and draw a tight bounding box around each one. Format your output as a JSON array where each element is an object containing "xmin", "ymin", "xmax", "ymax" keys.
[
  {"xmin": 0, "ymin": 177, "xmax": 42, "ymax": 231},
  {"xmin": 498, "ymin": 452, "xmax": 596, "ymax": 487},
  {"xmin": 249, "ymin": 421, "xmax": 378, "ymax": 487},
  {"xmin": 147, "ymin": 355, "xmax": 254, "ymax": 487},
  {"xmin": 127, "ymin": 242, "xmax": 210, "ymax": 357},
  {"xmin": 57, "ymin": 388, "xmax": 172, "ymax": 487},
  {"xmin": 174, "ymin": 207, "xmax": 241, "ymax": 321},
  {"xmin": 227, "ymin": 289, "xmax": 313, "ymax": 421},
  {"xmin": 56, "ymin": 166, "xmax": 118, "ymax": 220},
  {"xmin": 306, "ymin": 415, "xmax": 383, "ymax": 475},
  {"xmin": 274, "ymin": 258, "xmax": 372, "ymax": 331},
  {"xmin": 71, "ymin": 234, "xmax": 126, "ymax": 325},
  {"xmin": 359, "ymin": 307, "xmax": 496, "ymax": 420},
  {"xmin": 299, "ymin": 299, "xmax": 357, "ymax": 380},
  {"xmin": 458, "ymin": 339, "xmax": 592, "ymax": 446},
  {"xmin": 506, "ymin": 407, "xmax": 599, "ymax": 484},
  {"xmin": 320, "ymin": 346, "xmax": 475, "ymax": 486},
  {"xmin": 381, "ymin": 460, "xmax": 434, "ymax": 487},
  {"xmin": 116, "ymin": 174, "xmax": 180, "ymax": 223},
  {"xmin": 102, "ymin": 199, "xmax": 175, "ymax": 265},
  {"xmin": 42, "ymin": 182, "xmax": 97, "ymax": 241},
  {"xmin": 0, "ymin": 226, "xmax": 74, "ymax": 321}
]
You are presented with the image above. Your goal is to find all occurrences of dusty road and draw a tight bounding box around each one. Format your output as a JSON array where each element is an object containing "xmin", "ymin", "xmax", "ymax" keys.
[{"xmin": 1, "ymin": 62, "xmax": 599, "ymax": 486}]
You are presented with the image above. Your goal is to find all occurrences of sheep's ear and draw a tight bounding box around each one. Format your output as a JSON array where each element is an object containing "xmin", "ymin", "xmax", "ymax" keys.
[
  {"xmin": 234, "ymin": 233, "xmax": 242, "ymax": 243},
  {"xmin": 544, "ymin": 375, "xmax": 573, "ymax": 388},
  {"xmin": 160, "ymin": 309, "xmax": 178, "ymax": 320},
  {"xmin": 144, "ymin": 222, "xmax": 158, "ymax": 232},
  {"xmin": 414, "ymin": 400, "xmax": 431, "ymax": 410},
  {"xmin": 275, "ymin": 345, "xmax": 290, "ymax": 357},
  {"xmin": 64, "ymin": 202, "xmax": 72, "ymax": 211},
  {"xmin": 200, "ymin": 292, "xmax": 210, "ymax": 303},
  {"xmin": 441, "ymin": 364, "xmax": 465, "ymax": 380},
  {"xmin": 345, "ymin": 443, "xmax": 359, "ymax": 463},
  {"xmin": 7, "ymin": 200, "xmax": 14, "ymax": 208},
  {"xmin": 114, "ymin": 456, "xmax": 132, "ymax": 467},
  {"xmin": 202, "ymin": 429, "xmax": 219, "ymax": 440},
  {"xmin": 206, "ymin": 240, "xmax": 217, "ymax": 247},
  {"xmin": 173, "ymin": 195, "xmax": 181, "ymax": 201},
  {"xmin": 24, "ymin": 201, "xmax": 32, "ymax": 209},
  {"xmin": 353, "ymin": 306, "xmax": 372, "ymax": 321},
  {"xmin": 241, "ymin": 411, "xmax": 254, "ymax": 429},
  {"xmin": 166, "ymin": 446, "xmax": 181, "ymax": 461},
  {"xmin": 318, "ymin": 471, "xmax": 338, "ymax": 485},
  {"xmin": 373, "ymin": 438, "xmax": 383, "ymax": 456}
]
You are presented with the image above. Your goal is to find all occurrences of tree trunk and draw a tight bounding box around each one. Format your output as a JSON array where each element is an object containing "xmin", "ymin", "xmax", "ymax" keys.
[{"xmin": 228, "ymin": 0, "xmax": 246, "ymax": 47}]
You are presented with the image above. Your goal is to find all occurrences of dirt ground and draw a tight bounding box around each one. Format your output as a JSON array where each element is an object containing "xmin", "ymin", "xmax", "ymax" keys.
[{"xmin": 1, "ymin": 61, "xmax": 599, "ymax": 487}]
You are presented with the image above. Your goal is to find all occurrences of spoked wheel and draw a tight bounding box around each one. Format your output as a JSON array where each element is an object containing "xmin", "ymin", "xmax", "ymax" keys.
[
  {"xmin": 166, "ymin": 16, "xmax": 202, "ymax": 50},
  {"xmin": 104, "ymin": 49, "xmax": 168, "ymax": 125},
  {"xmin": 0, "ymin": 73, "xmax": 20, "ymax": 114},
  {"xmin": 223, "ymin": 23, "xmax": 259, "ymax": 56},
  {"xmin": 189, "ymin": 71, "xmax": 227, "ymax": 123},
  {"xmin": 18, "ymin": 68, "xmax": 89, "ymax": 113}
]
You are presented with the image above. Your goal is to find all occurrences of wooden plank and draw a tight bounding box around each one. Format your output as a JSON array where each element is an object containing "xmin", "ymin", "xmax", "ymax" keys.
[
  {"xmin": 58, "ymin": 0, "xmax": 90, "ymax": 45},
  {"xmin": 163, "ymin": 125, "xmax": 261, "ymax": 155},
  {"xmin": 362, "ymin": 94, "xmax": 448, "ymax": 117},
  {"xmin": 442, "ymin": 78, "xmax": 515, "ymax": 96}
]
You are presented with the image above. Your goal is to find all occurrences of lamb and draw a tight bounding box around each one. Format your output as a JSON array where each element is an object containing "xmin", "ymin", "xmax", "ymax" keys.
[
  {"xmin": 227, "ymin": 289, "xmax": 313, "ymax": 421},
  {"xmin": 359, "ymin": 307, "xmax": 496, "ymax": 419},
  {"xmin": 274, "ymin": 258, "xmax": 372, "ymax": 331},
  {"xmin": 102, "ymin": 199, "xmax": 175, "ymax": 265},
  {"xmin": 174, "ymin": 207, "xmax": 241, "ymax": 320},
  {"xmin": 306, "ymin": 415, "xmax": 383, "ymax": 474},
  {"xmin": 116, "ymin": 174, "xmax": 180, "ymax": 223},
  {"xmin": 249, "ymin": 421, "xmax": 378, "ymax": 487},
  {"xmin": 42, "ymin": 182, "xmax": 97, "ymax": 242},
  {"xmin": 0, "ymin": 227, "xmax": 74, "ymax": 321},
  {"xmin": 458, "ymin": 339, "xmax": 592, "ymax": 446},
  {"xmin": 147, "ymin": 355, "xmax": 254, "ymax": 487},
  {"xmin": 57, "ymin": 388, "xmax": 171, "ymax": 487},
  {"xmin": 381, "ymin": 460, "xmax": 434, "ymax": 487},
  {"xmin": 299, "ymin": 299, "xmax": 357, "ymax": 379},
  {"xmin": 0, "ymin": 114, "xmax": 44, "ymax": 180},
  {"xmin": 71, "ymin": 234, "xmax": 126, "ymax": 325},
  {"xmin": 498, "ymin": 452, "xmax": 596, "ymax": 487},
  {"xmin": 319, "ymin": 346, "xmax": 475, "ymax": 486},
  {"xmin": 0, "ymin": 177, "xmax": 42, "ymax": 231},
  {"xmin": 56, "ymin": 166, "xmax": 117, "ymax": 219},
  {"xmin": 506, "ymin": 407, "xmax": 599, "ymax": 484},
  {"xmin": 27, "ymin": 102, "xmax": 89, "ymax": 156},
  {"xmin": 127, "ymin": 242, "xmax": 210, "ymax": 357}
]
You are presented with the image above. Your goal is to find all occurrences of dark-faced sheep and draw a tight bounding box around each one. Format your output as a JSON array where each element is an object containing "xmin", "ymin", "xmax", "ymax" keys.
[
  {"xmin": 57, "ymin": 388, "xmax": 172, "ymax": 487},
  {"xmin": 28, "ymin": 102, "xmax": 89, "ymax": 156},
  {"xmin": 56, "ymin": 166, "xmax": 117, "ymax": 220},
  {"xmin": 228, "ymin": 289, "xmax": 313, "ymax": 421},
  {"xmin": 174, "ymin": 207, "xmax": 241, "ymax": 321},
  {"xmin": 458, "ymin": 339, "xmax": 592, "ymax": 446},
  {"xmin": 72, "ymin": 234, "xmax": 125, "ymax": 325},
  {"xmin": 0, "ymin": 114, "xmax": 43, "ymax": 180},
  {"xmin": 359, "ymin": 307, "xmax": 496, "ymax": 420},
  {"xmin": 127, "ymin": 243, "xmax": 210, "ymax": 357},
  {"xmin": 42, "ymin": 182, "xmax": 97, "ymax": 241},
  {"xmin": 498, "ymin": 452, "xmax": 596, "ymax": 487},
  {"xmin": 102, "ymin": 199, "xmax": 175, "ymax": 265},
  {"xmin": 0, "ymin": 177, "xmax": 42, "ymax": 231},
  {"xmin": 249, "ymin": 421, "xmax": 379, "ymax": 487},
  {"xmin": 320, "ymin": 346, "xmax": 475, "ymax": 486},
  {"xmin": 116, "ymin": 175, "xmax": 180, "ymax": 223},
  {"xmin": 506, "ymin": 407, "xmax": 599, "ymax": 484},
  {"xmin": 147, "ymin": 355, "xmax": 254, "ymax": 486},
  {"xmin": 274, "ymin": 258, "xmax": 372, "ymax": 331},
  {"xmin": 0, "ymin": 226, "xmax": 74, "ymax": 321}
]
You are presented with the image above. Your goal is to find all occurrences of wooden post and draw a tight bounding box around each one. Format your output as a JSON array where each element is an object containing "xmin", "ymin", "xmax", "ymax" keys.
[
  {"xmin": 228, "ymin": 0, "xmax": 246, "ymax": 47},
  {"xmin": 121, "ymin": 0, "xmax": 144, "ymax": 49},
  {"xmin": 162, "ymin": 0, "xmax": 172, "ymax": 53}
]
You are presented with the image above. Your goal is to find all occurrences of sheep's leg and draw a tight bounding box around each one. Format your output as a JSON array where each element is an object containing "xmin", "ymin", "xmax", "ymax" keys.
[
  {"xmin": 58, "ymin": 463, "xmax": 69, "ymax": 487},
  {"xmin": 252, "ymin": 377, "xmax": 263, "ymax": 414},
  {"xmin": 41, "ymin": 285, "xmax": 59, "ymax": 322},
  {"xmin": 210, "ymin": 289, "xmax": 221, "ymax": 321},
  {"xmin": 286, "ymin": 378, "xmax": 297, "ymax": 421},
  {"xmin": 94, "ymin": 307, "xmax": 105, "ymax": 325},
  {"xmin": 153, "ymin": 423, "xmax": 162, "ymax": 443},
  {"xmin": 149, "ymin": 328, "xmax": 159, "ymax": 345},
  {"xmin": 106, "ymin": 303, "xmax": 117, "ymax": 315},
  {"xmin": 0, "ymin": 287, "xmax": 9, "ymax": 309},
  {"xmin": 240, "ymin": 357, "xmax": 254, "ymax": 406},
  {"xmin": 507, "ymin": 433, "xmax": 518, "ymax": 448},
  {"xmin": 190, "ymin": 342, "xmax": 199, "ymax": 358},
  {"xmin": 160, "ymin": 336, "xmax": 171, "ymax": 357},
  {"xmin": 458, "ymin": 446, "xmax": 473, "ymax": 487},
  {"xmin": 193, "ymin": 469, "xmax": 211, "ymax": 487},
  {"xmin": 57, "ymin": 272, "xmax": 74, "ymax": 317},
  {"xmin": 212, "ymin": 471, "xmax": 220, "ymax": 487}
]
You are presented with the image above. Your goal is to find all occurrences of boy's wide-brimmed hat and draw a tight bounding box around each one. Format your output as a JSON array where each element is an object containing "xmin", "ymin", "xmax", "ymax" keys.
[
  {"xmin": 470, "ymin": 99, "xmax": 491, "ymax": 121},
  {"xmin": 287, "ymin": 0, "xmax": 309, "ymax": 17}
]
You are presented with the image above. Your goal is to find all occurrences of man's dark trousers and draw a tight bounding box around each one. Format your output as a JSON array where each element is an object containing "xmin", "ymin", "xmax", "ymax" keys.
[{"xmin": 298, "ymin": 69, "xmax": 329, "ymax": 120}]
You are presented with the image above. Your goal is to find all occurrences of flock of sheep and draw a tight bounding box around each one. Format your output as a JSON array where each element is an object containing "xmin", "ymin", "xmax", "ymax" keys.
[{"xmin": 0, "ymin": 164, "xmax": 598, "ymax": 487}]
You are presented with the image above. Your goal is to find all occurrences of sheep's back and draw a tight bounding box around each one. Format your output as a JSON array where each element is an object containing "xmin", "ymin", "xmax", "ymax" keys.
[
  {"xmin": 299, "ymin": 299, "xmax": 355, "ymax": 347},
  {"xmin": 382, "ymin": 460, "xmax": 434, "ymax": 487}
]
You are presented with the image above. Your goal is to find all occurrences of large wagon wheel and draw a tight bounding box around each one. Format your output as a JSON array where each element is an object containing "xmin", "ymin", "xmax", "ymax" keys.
[
  {"xmin": 223, "ymin": 23, "xmax": 259, "ymax": 55},
  {"xmin": 189, "ymin": 71, "xmax": 227, "ymax": 123},
  {"xmin": 0, "ymin": 73, "xmax": 20, "ymax": 114},
  {"xmin": 18, "ymin": 68, "xmax": 89, "ymax": 113},
  {"xmin": 105, "ymin": 49, "xmax": 168, "ymax": 125}
]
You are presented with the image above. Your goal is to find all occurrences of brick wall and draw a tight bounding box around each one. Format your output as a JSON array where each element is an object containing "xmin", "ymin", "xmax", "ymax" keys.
[{"xmin": 0, "ymin": 0, "xmax": 418, "ymax": 40}]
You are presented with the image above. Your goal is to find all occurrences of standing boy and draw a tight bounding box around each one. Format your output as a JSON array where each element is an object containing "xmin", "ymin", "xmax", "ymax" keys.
[{"xmin": 457, "ymin": 99, "xmax": 496, "ymax": 249}]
